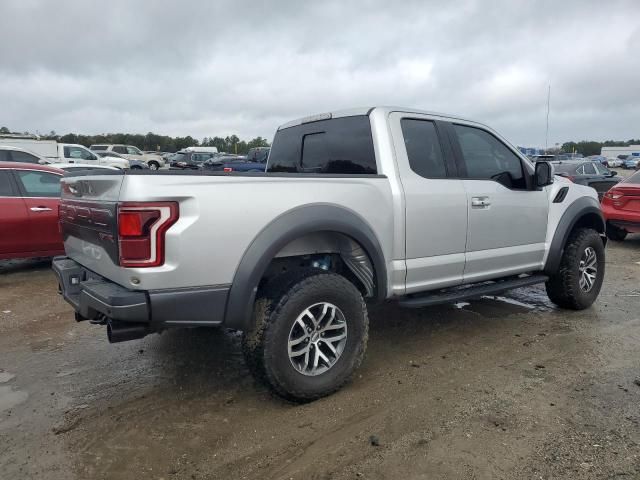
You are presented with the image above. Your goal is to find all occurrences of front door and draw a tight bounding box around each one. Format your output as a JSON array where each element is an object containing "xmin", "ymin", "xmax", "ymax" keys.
[
  {"xmin": 389, "ymin": 112, "xmax": 468, "ymax": 293},
  {"xmin": 13, "ymin": 169, "xmax": 63, "ymax": 253},
  {"xmin": 446, "ymin": 123, "xmax": 549, "ymax": 283}
]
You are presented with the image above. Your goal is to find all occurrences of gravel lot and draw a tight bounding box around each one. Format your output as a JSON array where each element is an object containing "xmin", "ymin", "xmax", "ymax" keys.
[{"xmin": 1, "ymin": 237, "xmax": 639, "ymax": 479}]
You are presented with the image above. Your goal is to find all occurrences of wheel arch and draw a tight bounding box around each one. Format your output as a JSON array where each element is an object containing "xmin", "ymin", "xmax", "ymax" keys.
[
  {"xmin": 224, "ymin": 204, "xmax": 387, "ymax": 331},
  {"xmin": 544, "ymin": 196, "xmax": 606, "ymax": 275}
]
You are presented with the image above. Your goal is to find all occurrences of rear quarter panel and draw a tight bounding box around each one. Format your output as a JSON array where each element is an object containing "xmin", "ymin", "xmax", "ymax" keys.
[{"xmin": 63, "ymin": 173, "xmax": 395, "ymax": 292}]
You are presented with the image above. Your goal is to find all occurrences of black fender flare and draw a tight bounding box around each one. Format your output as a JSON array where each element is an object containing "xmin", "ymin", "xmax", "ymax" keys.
[
  {"xmin": 544, "ymin": 196, "xmax": 605, "ymax": 275},
  {"xmin": 224, "ymin": 204, "xmax": 387, "ymax": 331}
]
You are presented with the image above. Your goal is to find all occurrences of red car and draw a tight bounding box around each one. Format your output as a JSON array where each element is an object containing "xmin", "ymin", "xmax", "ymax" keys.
[
  {"xmin": 601, "ymin": 169, "xmax": 640, "ymax": 241},
  {"xmin": 0, "ymin": 162, "xmax": 65, "ymax": 259}
]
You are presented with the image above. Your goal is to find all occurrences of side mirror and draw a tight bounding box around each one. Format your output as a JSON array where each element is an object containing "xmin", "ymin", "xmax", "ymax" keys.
[
  {"xmin": 534, "ymin": 161, "xmax": 553, "ymax": 188},
  {"xmin": 609, "ymin": 170, "xmax": 618, "ymax": 176}
]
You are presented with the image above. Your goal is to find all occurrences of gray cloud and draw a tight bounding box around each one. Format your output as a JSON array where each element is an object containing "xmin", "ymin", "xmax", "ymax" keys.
[{"xmin": 1, "ymin": 0, "xmax": 638, "ymax": 147}]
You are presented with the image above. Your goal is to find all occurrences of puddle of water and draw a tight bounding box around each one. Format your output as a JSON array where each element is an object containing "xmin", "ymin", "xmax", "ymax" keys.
[
  {"xmin": 0, "ymin": 385, "xmax": 28, "ymax": 413},
  {"xmin": 482, "ymin": 295, "xmax": 536, "ymax": 309}
]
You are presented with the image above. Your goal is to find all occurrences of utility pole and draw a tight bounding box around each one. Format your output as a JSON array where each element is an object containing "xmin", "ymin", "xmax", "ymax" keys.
[{"xmin": 545, "ymin": 84, "xmax": 551, "ymax": 152}]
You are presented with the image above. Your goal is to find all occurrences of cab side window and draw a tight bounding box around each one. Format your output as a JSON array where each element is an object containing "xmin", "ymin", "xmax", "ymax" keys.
[
  {"xmin": 453, "ymin": 124, "xmax": 526, "ymax": 189},
  {"xmin": 401, "ymin": 119, "xmax": 447, "ymax": 178}
]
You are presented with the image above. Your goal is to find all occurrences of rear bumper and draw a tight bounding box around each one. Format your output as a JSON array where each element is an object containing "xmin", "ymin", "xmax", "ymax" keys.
[
  {"xmin": 52, "ymin": 256, "xmax": 229, "ymax": 329},
  {"xmin": 608, "ymin": 219, "xmax": 640, "ymax": 233}
]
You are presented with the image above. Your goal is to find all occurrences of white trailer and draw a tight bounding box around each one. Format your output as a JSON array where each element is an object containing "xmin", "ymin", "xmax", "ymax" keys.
[{"xmin": 601, "ymin": 145, "xmax": 640, "ymax": 158}]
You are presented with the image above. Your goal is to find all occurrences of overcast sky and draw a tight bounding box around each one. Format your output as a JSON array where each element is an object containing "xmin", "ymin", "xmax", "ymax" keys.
[{"xmin": 1, "ymin": 0, "xmax": 638, "ymax": 147}]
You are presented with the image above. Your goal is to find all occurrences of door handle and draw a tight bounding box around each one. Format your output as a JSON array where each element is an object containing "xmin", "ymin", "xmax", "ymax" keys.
[
  {"xmin": 30, "ymin": 207, "xmax": 52, "ymax": 212},
  {"xmin": 471, "ymin": 197, "xmax": 491, "ymax": 208}
]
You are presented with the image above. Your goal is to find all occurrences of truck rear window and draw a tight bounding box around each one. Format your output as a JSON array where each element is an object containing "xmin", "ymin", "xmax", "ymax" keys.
[{"xmin": 268, "ymin": 116, "xmax": 377, "ymax": 174}]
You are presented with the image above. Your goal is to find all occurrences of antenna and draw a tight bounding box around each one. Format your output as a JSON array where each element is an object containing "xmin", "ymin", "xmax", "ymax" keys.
[{"xmin": 545, "ymin": 84, "xmax": 551, "ymax": 151}]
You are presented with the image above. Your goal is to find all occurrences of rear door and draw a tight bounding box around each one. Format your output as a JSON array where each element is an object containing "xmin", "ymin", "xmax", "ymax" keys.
[
  {"xmin": 14, "ymin": 169, "xmax": 63, "ymax": 253},
  {"xmin": 446, "ymin": 122, "xmax": 549, "ymax": 283},
  {"xmin": 389, "ymin": 112, "xmax": 468, "ymax": 292},
  {"xmin": 0, "ymin": 169, "xmax": 31, "ymax": 257}
]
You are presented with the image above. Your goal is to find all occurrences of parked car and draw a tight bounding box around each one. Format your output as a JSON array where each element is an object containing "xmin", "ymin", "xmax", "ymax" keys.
[
  {"xmin": 551, "ymin": 160, "xmax": 621, "ymax": 199},
  {"xmin": 201, "ymin": 153, "xmax": 266, "ymax": 172},
  {"xmin": 168, "ymin": 150, "xmax": 219, "ymax": 169},
  {"xmin": 95, "ymin": 151, "xmax": 148, "ymax": 169},
  {"xmin": 0, "ymin": 145, "xmax": 48, "ymax": 164},
  {"xmin": 0, "ymin": 138, "xmax": 128, "ymax": 168},
  {"xmin": 601, "ymin": 169, "xmax": 640, "ymax": 241},
  {"xmin": 606, "ymin": 157, "xmax": 623, "ymax": 168},
  {"xmin": 0, "ymin": 162, "xmax": 64, "ymax": 260},
  {"xmin": 622, "ymin": 156, "xmax": 640, "ymax": 169},
  {"xmin": 53, "ymin": 106, "xmax": 606, "ymax": 402},
  {"xmin": 531, "ymin": 154, "xmax": 556, "ymax": 162},
  {"xmin": 89, "ymin": 144, "xmax": 165, "ymax": 170}
]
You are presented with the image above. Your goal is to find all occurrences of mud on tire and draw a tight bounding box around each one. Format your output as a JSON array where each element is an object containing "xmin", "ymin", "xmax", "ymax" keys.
[
  {"xmin": 242, "ymin": 270, "xmax": 368, "ymax": 402},
  {"xmin": 545, "ymin": 228, "xmax": 605, "ymax": 310}
]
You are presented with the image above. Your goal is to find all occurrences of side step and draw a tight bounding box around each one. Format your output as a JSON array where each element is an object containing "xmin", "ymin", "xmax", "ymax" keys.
[{"xmin": 398, "ymin": 274, "xmax": 549, "ymax": 309}]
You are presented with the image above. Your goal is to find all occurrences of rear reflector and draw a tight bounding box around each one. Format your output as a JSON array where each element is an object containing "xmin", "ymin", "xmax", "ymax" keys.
[
  {"xmin": 117, "ymin": 202, "xmax": 178, "ymax": 267},
  {"xmin": 223, "ymin": 167, "xmax": 233, "ymax": 172}
]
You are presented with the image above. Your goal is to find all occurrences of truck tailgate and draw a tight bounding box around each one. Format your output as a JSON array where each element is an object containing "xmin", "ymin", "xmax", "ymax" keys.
[{"xmin": 59, "ymin": 172, "xmax": 125, "ymax": 282}]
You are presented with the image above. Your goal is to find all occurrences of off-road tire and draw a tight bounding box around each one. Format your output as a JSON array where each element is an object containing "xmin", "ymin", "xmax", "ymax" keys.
[
  {"xmin": 606, "ymin": 222, "xmax": 627, "ymax": 241},
  {"xmin": 545, "ymin": 228, "xmax": 605, "ymax": 310},
  {"xmin": 242, "ymin": 269, "xmax": 368, "ymax": 402}
]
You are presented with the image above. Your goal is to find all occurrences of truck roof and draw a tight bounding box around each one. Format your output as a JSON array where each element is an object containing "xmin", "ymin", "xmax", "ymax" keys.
[{"xmin": 277, "ymin": 106, "xmax": 481, "ymax": 130}]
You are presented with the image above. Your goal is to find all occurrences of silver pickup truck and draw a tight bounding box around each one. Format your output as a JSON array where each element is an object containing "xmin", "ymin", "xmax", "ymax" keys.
[{"xmin": 53, "ymin": 106, "xmax": 606, "ymax": 401}]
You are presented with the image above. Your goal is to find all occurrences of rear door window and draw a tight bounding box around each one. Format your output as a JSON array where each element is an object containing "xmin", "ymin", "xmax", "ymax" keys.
[
  {"xmin": 0, "ymin": 170, "xmax": 16, "ymax": 196},
  {"xmin": 581, "ymin": 163, "xmax": 596, "ymax": 175},
  {"xmin": 15, "ymin": 170, "xmax": 61, "ymax": 197},
  {"xmin": 268, "ymin": 115, "xmax": 376, "ymax": 174},
  {"xmin": 113, "ymin": 146, "xmax": 127, "ymax": 154},
  {"xmin": 401, "ymin": 119, "xmax": 447, "ymax": 178}
]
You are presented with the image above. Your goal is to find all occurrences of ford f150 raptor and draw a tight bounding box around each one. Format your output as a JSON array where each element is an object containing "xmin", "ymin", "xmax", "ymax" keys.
[{"xmin": 53, "ymin": 106, "xmax": 606, "ymax": 401}]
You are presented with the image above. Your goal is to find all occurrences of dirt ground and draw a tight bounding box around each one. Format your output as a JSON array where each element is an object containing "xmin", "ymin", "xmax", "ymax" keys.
[{"xmin": 1, "ymin": 238, "xmax": 639, "ymax": 480}]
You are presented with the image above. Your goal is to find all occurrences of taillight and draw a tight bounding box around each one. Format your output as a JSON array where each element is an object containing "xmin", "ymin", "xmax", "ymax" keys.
[
  {"xmin": 603, "ymin": 189, "xmax": 624, "ymax": 208},
  {"xmin": 223, "ymin": 167, "xmax": 233, "ymax": 172},
  {"xmin": 117, "ymin": 202, "xmax": 178, "ymax": 268}
]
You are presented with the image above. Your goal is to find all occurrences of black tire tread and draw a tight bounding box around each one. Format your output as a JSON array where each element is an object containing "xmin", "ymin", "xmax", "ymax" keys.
[
  {"xmin": 242, "ymin": 269, "xmax": 368, "ymax": 402},
  {"xmin": 545, "ymin": 228, "xmax": 603, "ymax": 310}
]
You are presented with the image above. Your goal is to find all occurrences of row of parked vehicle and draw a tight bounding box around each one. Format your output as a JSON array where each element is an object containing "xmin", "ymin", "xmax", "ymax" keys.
[
  {"xmin": 0, "ymin": 135, "xmax": 272, "ymax": 175},
  {"xmin": 167, "ymin": 146, "xmax": 270, "ymax": 172},
  {"xmin": 531, "ymin": 153, "xmax": 640, "ymax": 169}
]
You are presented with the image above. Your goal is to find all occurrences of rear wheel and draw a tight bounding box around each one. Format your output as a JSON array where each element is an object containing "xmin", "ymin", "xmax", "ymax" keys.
[
  {"xmin": 545, "ymin": 228, "xmax": 605, "ymax": 310},
  {"xmin": 606, "ymin": 222, "xmax": 627, "ymax": 241},
  {"xmin": 242, "ymin": 270, "xmax": 368, "ymax": 402}
]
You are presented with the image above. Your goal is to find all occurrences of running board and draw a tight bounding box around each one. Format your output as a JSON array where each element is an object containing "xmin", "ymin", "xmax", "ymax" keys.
[{"xmin": 398, "ymin": 274, "xmax": 549, "ymax": 309}]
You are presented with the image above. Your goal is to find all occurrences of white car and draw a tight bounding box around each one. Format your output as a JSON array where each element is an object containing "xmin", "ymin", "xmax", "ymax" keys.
[
  {"xmin": 0, "ymin": 145, "xmax": 48, "ymax": 164},
  {"xmin": 89, "ymin": 144, "xmax": 165, "ymax": 170},
  {"xmin": 606, "ymin": 157, "xmax": 622, "ymax": 167}
]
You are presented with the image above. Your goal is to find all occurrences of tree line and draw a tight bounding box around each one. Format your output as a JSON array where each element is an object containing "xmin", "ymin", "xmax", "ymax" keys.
[
  {"xmin": 560, "ymin": 139, "xmax": 640, "ymax": 157},
  {"xmin": 0, "ymin": 126, "xmax": 270, "ymax": 154}
]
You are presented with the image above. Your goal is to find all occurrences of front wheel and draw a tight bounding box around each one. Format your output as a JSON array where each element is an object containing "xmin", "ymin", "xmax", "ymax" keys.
[
  {"xmin": 545, "ymin": 228, "xmax": 605, "ymax": 310},
  {"xmin": 242, "ymin": 270, "xmax": 368, "ymax": 402},
  {"xmin": 148, "ymin": 161, "xmax": 159, "ymax": 170}
]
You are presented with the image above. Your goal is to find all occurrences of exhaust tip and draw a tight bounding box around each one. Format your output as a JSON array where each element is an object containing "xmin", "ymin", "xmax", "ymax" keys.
[{"xmin": 107, "ymin": 321, "xmax": 148, "ymax": 343}]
